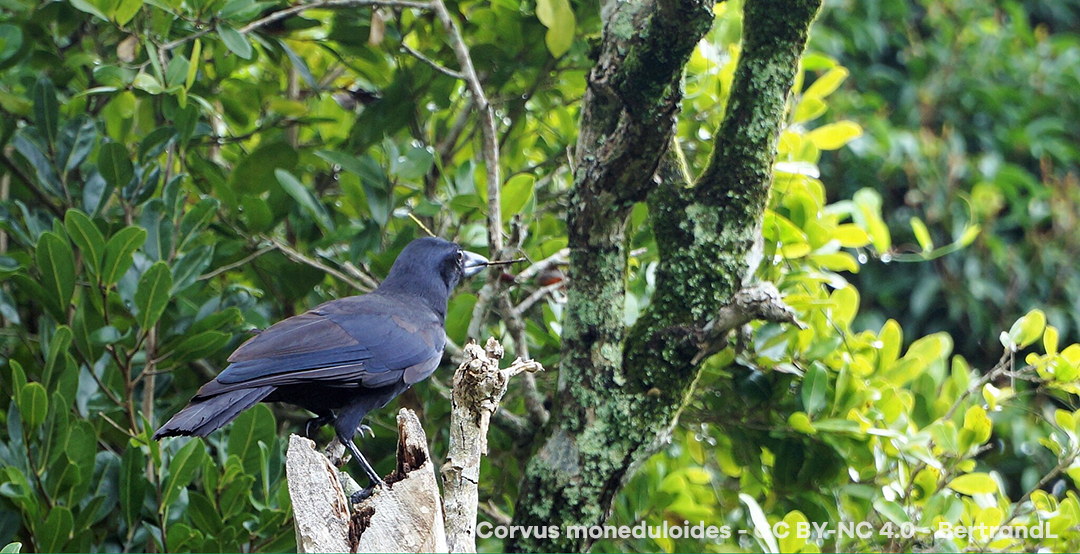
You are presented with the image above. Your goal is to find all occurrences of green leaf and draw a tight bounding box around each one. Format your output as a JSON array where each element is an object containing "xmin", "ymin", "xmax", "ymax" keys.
[
  {"xmin": 113, "ymin": 0, "xmax": 143, "ymax": 25},
  {"xmin": 43, "ymin": 326, "xmax": 72, "ymax": 392},
  {"xmin": 64, "ymin": 210, "xmax": 106, "ymax": 278},
  {"xmin": 163, "ymin": 330, "xmax": 230, "ymax": 364},
  {"xmin": 390, "ymin": 146, "xmax": 434, "ymax": 180},
  {"xmin": 963, "ymin": 405, "xmax": 993, "ymax": 443},
  {"xmin": 873, "ymin": 498, "xmax": 910, "ymax": 525},
  {"xmin": 804, "ymin": 66, "xmax": 849, "ymax": 98},
  {"xmin": 807, "ymin": 121, "xmax": 863, "ymax": 150},
  {"xmin": 909, "ymin": 216, "xmax": 933, "ymax": 252},
  {"xmin": 62, "ymin": 117, "xmax": 98, "ymax": 174},
  {"xmin": 1007, "ymin": 308, "xmax": 1046, "ymax": 349},
  {"xmin": 139, "ymin": 126, "xmax": 177, "ymax": 162},
  {"xmin": 275, "ymin": 169, "xmax": 334, "ymax": 232},
  {"xmin": 36, "ymin": 505, "xmax": 72, "ymax": 553},
  {"xmin": 36, "ymin": 232, "xmax": 76, "ymax": 318},
  {"xmin": 218, "ymin": 26, "xmax": 253, "ymax": 60},
  {"xmin": 32, "ymin": 77, "xmax": 59, "ymax": 148},
  {"xmin": 787, "ymin": 412, "xmax": 816, "ymax": 435},
  {"xmin": 947, "ymin": 472, "xmax": 998, "ymax": 495},
  {"xmin": 1, "ymin": 542, "xmax": 22, "ymax": 553},
  {"xmin": 228, "ymin": 404, "xmax": 275, "ymax": 475},
  {"xmin": 135, "ymin": 262, "xmax": 172, "ymax": 330},
  {"xmin": 10, "ymin": 359, "xmax": 26, "ymax": 395},
  {"xmin": 779, "ymin": 510, "xmax": 809, "ymax": 553},
  {"xmin": 801, "ymin": 364, "xmax": 829, "ymax": 417},
  {"xmin": 119, "ymin": 447, "xmax": 146, "ymax": 528},
  {"xmin": 186, "ymin": 39, "xmax": 201, "ymax": 90},
  {"xmin": 316, "ymin": 150, "xmax": 390, "ymax": 225},
  {"xmin": 501, "ymin": 174, "xmax": 535, "ymax": 222},
  {"xmin": 101, "ymin": 226, "xmax": 147, "ymax": 285},
  {"xmin": 171, "ymin": 245, "xmax": 213, "ymax": 293},
  {"xmin": 177, "ymin": 197, "xmax": 219, "ymax": 249},
  {"xmin": 97, "ymin": 142, "xmax": 134, "ymax": 190},
  {"xmin": 162, "ymin": 438, "xmax": 206, "ymax": 506},
  {"xmin": 0, "ymin": 24, "xmax": 24, "ymax": 66},
  {"xmin": 231, "ymin": 142, "xmax": 298, "ymax": 194},
  {"xmin": 18, "ymin": 382, "xmax": 48, "ymax": 429},
  {"xmin": 536, "ymin": 0, "xmax": 575, "ymax": 58}
]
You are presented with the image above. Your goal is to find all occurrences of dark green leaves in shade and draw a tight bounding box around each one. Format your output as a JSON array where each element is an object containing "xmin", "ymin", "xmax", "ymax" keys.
[
  {"xmin": 36, "ymin": 231, "xmax": 75, "ymax": 320},
  {"xmin": 134, "ymin": 261, "xmax": 172, "ymax": 330}
]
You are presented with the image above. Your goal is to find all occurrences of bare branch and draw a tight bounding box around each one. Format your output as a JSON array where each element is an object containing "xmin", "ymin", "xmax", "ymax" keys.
[
  {"xmin": 400, "ymin": 43, "xmax": 464, "ymax": 80},
  {"xmin": 198, "ymin": 245, "xmax": 275, "ymax": 281},
  {"xmin": 263, "ymin": 236, "xmax": 373, "ymax": 293},
  {"xmin": 693, "ymin": 282, "xmax": 803, "ymax": 364},
  {"xmin": 943, "ymin": 349, "xmax": 1013, "ymax": 420},
  {"xmin": 513, "ymin": 280, "xmax": 565, "ymax": 317},
  {"xmin": 159, "ymin": 0, "xmax": 431, "ymax": 53},
  {"xmin": 514, "ymin": 248, "xmax": 568, "ymax": 283},
  {"xmin": 430, "ymin": 0, "xmax": 501, "ymax": 252},
  {"xmin": 240, "ymin": 0, "xmax": 432, "ymax": 34}
]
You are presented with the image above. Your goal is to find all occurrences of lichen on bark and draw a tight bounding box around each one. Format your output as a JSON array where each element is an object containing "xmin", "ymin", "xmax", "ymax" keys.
[{"xmin": 509, "ymin": 0, "xmax": 822, "ymax": 551}]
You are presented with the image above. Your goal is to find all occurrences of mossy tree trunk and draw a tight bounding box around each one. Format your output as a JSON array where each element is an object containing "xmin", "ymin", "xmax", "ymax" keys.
[{"xmin": 508, "ymin": 0, "xmax": 824, "ymax": 551}]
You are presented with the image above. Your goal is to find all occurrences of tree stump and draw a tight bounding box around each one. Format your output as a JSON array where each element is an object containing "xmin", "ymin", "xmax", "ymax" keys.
[{"xmin": 285, "ymin": 338, "xmax": 541, "ymax": 553}]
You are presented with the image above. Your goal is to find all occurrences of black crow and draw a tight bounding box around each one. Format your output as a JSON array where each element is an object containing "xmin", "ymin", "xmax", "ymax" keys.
[{"xmin": 153, "ymin": 237, "xmax": 492, "ymax": 495}]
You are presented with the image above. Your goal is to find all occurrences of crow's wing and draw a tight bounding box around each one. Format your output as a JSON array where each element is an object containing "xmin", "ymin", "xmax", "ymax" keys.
[{"xmin": 196, "ymin": 294, "xmax": 444, "ymax": 398}]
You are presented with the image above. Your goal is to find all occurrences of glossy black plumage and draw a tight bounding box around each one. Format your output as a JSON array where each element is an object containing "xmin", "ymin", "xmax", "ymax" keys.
[{"xmin": 153, "ymin": 238, "xmax": 486, "ymax": 455}]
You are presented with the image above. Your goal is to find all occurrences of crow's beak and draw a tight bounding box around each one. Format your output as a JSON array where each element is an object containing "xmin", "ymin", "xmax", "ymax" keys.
[{"xmin": 462, "ymin": 251, "xmax": 490, "ymax": 278}]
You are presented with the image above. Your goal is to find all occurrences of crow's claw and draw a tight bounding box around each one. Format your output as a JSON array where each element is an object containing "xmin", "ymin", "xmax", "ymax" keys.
[
  {"xmin": 303, "ymin": 414, "xmax": 334, "ymax": 439},
  {"xmin": 357, "ymin": 423, "xmax": 374, "ymax": 439},
  {"xmin": 350, "ymin": 486, "xmax": 375, "ymax": 504}
]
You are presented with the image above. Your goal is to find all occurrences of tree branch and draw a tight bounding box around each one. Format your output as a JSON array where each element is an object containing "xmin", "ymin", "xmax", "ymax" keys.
[
  {"xmin": 430, "ymin": 0, "xmax": 501, "ymax": 252},
  {"xmin": 262, "ymin": 236, "xmax": 374, "ymax": 293},
  {"xmin": 240, "ymin": 0, "xmax": 431, "ymax": 34},
  {"xmin": 400, "ymin": 43, "xmax": 464, "ymax": 80},
  {"xmin": 1, "ymin": 152, "xmax": 65, "ymax": 219}
]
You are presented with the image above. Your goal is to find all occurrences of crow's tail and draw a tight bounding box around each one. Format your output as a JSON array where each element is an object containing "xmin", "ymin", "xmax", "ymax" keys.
[{"xmin": 152, "ymin": 386, "xmax": 275, "ymax": 439}]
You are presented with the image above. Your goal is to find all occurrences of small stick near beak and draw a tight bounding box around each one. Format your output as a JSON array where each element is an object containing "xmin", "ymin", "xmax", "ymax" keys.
[{"xmin": 481, "ymin": 258, "xmax": 526, "ymax": 267}]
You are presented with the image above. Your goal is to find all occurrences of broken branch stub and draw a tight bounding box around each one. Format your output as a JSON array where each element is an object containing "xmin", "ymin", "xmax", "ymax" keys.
[{"xmin": 442, "ymin": 337, "xmax": 543, "ymax": 554}]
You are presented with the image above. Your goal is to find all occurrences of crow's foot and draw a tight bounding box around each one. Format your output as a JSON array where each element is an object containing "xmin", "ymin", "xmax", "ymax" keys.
[
  {"xmin": 303, "ymin": 414, "xmax": 334, "ymax": 439},
  {"xmin": 350, "ymin": 486, "xmax": 376, "ymax": 504}
]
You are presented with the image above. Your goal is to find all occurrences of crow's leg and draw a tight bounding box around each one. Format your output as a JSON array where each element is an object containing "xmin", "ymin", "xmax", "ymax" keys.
[
  {"xmin": 303, "ymin": 411, "xmax": 335, "ymax": 439},
  {"xmin": 341, "ymin": 434, "xmax": 386, "ymax": 503}
]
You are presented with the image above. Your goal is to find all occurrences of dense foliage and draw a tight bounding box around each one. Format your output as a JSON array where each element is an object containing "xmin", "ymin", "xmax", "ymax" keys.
[{"xmin": 0, "ymin": 0, "xmax": 1077, "ymax": 552}]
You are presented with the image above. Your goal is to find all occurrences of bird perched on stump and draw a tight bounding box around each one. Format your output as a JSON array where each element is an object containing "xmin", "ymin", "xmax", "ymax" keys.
[{"xmin": 154, "ymin": 237, "xmax": 496, "ymax": 500}]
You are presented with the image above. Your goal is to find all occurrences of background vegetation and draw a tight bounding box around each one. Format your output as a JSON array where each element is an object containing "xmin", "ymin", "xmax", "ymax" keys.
[{"xmin": 0, "ymin": 0, "xmax": 1077, "ymax": 551}]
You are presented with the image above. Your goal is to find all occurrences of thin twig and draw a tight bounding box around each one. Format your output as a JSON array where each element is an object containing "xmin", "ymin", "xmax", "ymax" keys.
[
  {"xmin": 431, "ymin": 0, "xmax": 501, "ymax": 250},
  {"xmin": 400, "ymin": 42, "xmax": 464, "ymax": 80},
  {"xmin": 514, "ymin": 280, "xmax": 565, "ymax": 316},
  {"xmin": 160, "ymin": 0, "xmax": 431, "ymax": 53},
  {"xmin": 198, "ymin": 245, "xmax": 275, "ymax": 281},
  {"xmin": 240, "ymin": 0, "xmax": 431, "ymax": 34},
  {"xmin": 408, "ymin": 212, "xmax": 437, "ymax": 237},
  {"xmin": 514, "ymin": 248, "xmax": 568, "ymax": 283},
  {"xmin": 263, "ymin": 236, "xmax": 372, "ymax": 293},
  {"xmin": 944, "ymin": 349, "xmax": 1013, "ymax": 420},
  {"xmin": 0, "ymin": 153, "xmax": 65, "ymax": 218}
]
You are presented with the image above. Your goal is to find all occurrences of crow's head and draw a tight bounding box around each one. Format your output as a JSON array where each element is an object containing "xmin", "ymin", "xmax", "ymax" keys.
[{"xmin": 378, "ymin": 237, "xmax": 488, "ymax": 310}]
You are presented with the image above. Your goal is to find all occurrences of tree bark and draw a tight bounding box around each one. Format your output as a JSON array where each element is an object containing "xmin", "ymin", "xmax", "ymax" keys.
[{"xmin": 508, "ymin": 0, "xmax": 823, "ymax": 551}]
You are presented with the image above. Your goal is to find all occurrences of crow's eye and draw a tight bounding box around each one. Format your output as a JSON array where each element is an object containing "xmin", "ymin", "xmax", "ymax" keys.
[{"xmin": 456, "ymin": 251, "xmax": 464, "ymax": 265}]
